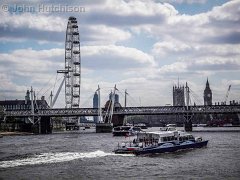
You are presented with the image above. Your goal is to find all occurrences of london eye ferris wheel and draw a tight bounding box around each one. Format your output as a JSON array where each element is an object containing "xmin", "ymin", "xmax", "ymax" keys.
[{"xmin": 64, "ymin": 16, "xmax": 81, "ymax": 108}]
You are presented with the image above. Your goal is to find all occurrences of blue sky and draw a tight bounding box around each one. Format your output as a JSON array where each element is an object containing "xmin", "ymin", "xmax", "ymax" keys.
[{"xmin": 0, "ymin": 0, "xmax": 239, "ymax": 107}]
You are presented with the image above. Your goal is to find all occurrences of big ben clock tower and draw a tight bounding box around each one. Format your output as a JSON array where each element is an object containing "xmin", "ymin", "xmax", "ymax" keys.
[{"xmin": 204, "ymin": 78, "xmax": 212, "ymax": 105}]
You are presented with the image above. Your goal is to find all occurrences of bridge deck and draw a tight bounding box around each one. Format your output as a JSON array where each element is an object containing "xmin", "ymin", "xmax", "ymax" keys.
[{"xmin": 5, "ymin": 105, "xmax": 240, "ymax": 117}]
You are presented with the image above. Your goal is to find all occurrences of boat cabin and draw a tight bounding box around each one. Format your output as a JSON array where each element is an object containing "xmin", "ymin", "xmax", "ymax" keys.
[{"xmin": 136, "ymin": 131, "xmax": 195, "ymax": 144}]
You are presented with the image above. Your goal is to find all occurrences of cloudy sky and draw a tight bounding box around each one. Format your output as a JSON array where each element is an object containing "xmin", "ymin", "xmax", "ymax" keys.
[{"xmin": 0, "ymin": 0, "xmax": 239, "ymax": 108}]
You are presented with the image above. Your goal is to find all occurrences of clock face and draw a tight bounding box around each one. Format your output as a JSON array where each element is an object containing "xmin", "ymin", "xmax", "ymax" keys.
[{"xmin": 207, "ymin": 93, "xmax": 211, "ymax": 97}]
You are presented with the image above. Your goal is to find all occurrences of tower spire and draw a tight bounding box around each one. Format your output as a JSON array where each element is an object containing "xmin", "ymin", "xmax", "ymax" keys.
[
  {"xmin": 206, "ymin": 77, "xmax": 209, "ymax": 86},
  {"xmin": 204, "ymin": 77, "xmax": 212, "ymax": 105}
]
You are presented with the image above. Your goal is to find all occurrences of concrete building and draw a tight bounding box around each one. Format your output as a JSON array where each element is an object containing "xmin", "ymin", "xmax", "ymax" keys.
[
  {"xmin": 93, "ymin": 92, "xmax": 98, "ymax": 123},
  {"xmin": 0, "ymin": 90, "xmax": 49, "ymax": 132},
  {"xmin": 0, "ymin": 90, "xmax": 49, "ymax": 111}
]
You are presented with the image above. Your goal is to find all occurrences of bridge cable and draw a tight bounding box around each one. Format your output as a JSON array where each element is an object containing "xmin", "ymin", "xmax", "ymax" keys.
[
  {"xmin": 36, "ymin": 73, "xmax": 57, "ymax": 98},
  {"xmin": 117, "ymin": 89, "xmax": 140, "ymax": 107},
  {"xmin": 41, "ymin": 76, "xmax": 63, "ymax": 98},
  {"xmin": 189, "ymin": 88, "xmax": 202, "ymax": 105}
]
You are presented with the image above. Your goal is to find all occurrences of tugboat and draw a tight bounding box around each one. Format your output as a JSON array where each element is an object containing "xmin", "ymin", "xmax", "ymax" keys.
[{"xmin": 113, "ymin": 130, "xmax": 208, "ymax": 155}]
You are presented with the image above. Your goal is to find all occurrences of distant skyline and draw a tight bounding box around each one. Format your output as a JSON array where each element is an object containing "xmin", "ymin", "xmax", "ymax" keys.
[{"xmin": 0, "ymin": 0, "xmax": 239, "ymax": 107}]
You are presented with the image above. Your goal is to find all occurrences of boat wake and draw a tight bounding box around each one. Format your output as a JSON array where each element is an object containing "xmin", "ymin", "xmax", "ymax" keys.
[{"xmin": 0, "ymin": 150, "xmax": 133, "ymax": 168}]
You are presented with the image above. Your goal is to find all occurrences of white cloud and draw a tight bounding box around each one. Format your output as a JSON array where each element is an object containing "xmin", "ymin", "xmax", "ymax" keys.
[
  {"xmin": 0, "ymin": 73, "xmax": 27, "ymax": 100},
  {"xmin": 89, "ymin": 0, "xmax": 178, "ymax": 17},
  {"xmin": 0, "ymin": 11, "xmax": 65, "ymax": 32},
  {"xmin": 82, "ymin": 25, "xmax": 131, "ymax": 45},
  {"xmin": 0, "ymin": 48, "xmax": 64, "ymax": 101},
  {"xmin": 157, "ymin": 0, "xmax": 207, "ymax": 4},
  {"xmin": 82, "ymin": 45, "xmax": 156, "ymax": 69},
  {"xmin": 209, "ymin": 0, "xmax": 240, "ymax": 22},
  {"xmin": 0, "ymin": 48, "xmax": 63, "ymax": 74},
  {"xmin": 158, "ymin": 61, "xmax": 188, "ymax": 73},
  {"xmin": 152, "ymin": 38, "xmax": 192, "ymax": 56}
]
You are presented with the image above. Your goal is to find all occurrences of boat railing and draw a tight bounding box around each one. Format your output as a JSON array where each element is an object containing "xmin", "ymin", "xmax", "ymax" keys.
[{"xmin": 117, "ymin": 138, "xmax": 161, "ymax": 149}]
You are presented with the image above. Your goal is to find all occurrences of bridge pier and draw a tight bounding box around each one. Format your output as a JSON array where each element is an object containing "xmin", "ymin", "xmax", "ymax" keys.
[
  {"xmin": 40, "ymin": 116, "xmax": 52, "ymax": 134},
  {"xmin": 32, "ymin": 116, "xmax": 52, "ymax": 134},
  {"xmin": 96, "ymin": 123, "xmax": 112, "ymax": 133},
  {"xmin": 184, "ymin": 113, "xmax": 193, "ymax": 132},
  {"xmin": 96, "ymin": 114, "xmax": 125, "ymax": 133},
  {"xmin": 112, "ymin": 114, "xmax": 125, "ymax": 127}
]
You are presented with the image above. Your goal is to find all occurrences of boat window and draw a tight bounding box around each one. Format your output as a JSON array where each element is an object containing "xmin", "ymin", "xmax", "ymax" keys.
[
  {"xmin": 189, "ymin": 135, "xmax": 194, "ymax": 140},
  {"xmin": 179, "ymin": 137, "xmax": 183, "ymax": 141},
  {"xmin": 167, "ymin": 136, "xmax": 173, "ymax": 141},
  {"xmin": 122, "ymin": 127, "xmax": 131, "ymax": 130},
  {"xmin": 132, "ymin": 127, "xmax": 141, "ymax": 131}
]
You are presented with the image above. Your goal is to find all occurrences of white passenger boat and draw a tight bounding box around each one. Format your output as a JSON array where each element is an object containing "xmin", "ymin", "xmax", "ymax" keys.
[{"xmin": 113, "ymin": 129, "xmax": 208, "ymax": 155}]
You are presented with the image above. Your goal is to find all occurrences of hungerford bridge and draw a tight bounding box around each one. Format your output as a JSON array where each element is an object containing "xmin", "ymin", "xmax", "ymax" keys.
[
  {"xmin": 5, "ymin": 104, "xmax": 240, "ymax": 133},
  {"xmin": 5, "ymin": 105, "xmax": 240, "ymax": 118}
]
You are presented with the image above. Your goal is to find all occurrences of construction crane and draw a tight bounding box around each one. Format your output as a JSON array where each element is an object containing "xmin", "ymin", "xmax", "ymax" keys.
[{"xmin": 224, "ymin": 85, "xmax": 231, "ymax": 104}]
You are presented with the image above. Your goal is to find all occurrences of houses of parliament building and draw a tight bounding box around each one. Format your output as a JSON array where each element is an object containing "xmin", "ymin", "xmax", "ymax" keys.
[{"xmin": 173, "ymin": 79, "xmax": 212, "ymax": 106}]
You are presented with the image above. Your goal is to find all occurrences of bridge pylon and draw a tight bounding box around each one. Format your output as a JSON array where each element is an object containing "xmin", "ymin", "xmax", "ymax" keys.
[{"xmin": 184, "ymin": 82, "xmax": 193, "ymax": 131}]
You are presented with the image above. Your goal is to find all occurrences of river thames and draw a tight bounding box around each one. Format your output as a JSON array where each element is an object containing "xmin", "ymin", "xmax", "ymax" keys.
[{"xmin": 0, "ymin": 127, "xmax": 240, "ymax": 179}]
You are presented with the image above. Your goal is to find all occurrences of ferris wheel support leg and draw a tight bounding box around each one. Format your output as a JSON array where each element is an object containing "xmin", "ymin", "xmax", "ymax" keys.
[{"xmin": 51, "ymin": 76, "xmax": 66, "ymax": 108}]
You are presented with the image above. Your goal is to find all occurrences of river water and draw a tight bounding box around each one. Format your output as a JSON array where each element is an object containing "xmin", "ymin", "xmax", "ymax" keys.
[{"xmin": 0, "ymin": 127, "xmax": 240, "ymax": 179}]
